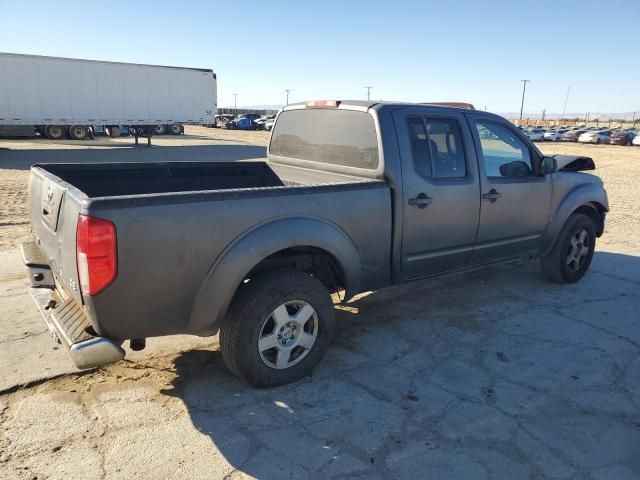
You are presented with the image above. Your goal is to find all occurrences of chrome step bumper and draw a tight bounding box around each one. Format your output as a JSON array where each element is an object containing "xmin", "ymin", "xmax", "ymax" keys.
[{"xmin": 22, "ymin": 242, "xmax": 125, "ymax": 369}]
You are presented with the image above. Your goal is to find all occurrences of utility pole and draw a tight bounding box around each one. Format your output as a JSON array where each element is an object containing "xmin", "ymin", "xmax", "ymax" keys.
[
  {"xmin": 560, "ymin": 86, "xmax": 570, "ymax": 124},
  {"xmin": 542, "ymin": 109, "xmax": 546, "ymax": 122},
  {"xmin": 519, "ymin": 79, "xmax": 530, "ymax": 121},
  {"xmin": 285, "ymin": 89, "xmax": 291, "ymax": 106},
  {"xmin": 233, "ymin": 93, "xmax": 238, "ymax": 115},
  {"xmin": 365, "ymin": 86, "xmax": 372, "ymax": 101},
  {"xmin": 632, "ymin": 111, "xmax": 637, "ymax": 128}
]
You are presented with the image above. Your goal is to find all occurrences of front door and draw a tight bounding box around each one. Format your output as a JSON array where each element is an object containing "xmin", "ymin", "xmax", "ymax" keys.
[
  {"xmin": 394, "ymin": 108, "xmax": 481, "ymax": 280},
  {"xmin": 470, "ymin": 117, "xmax": 552, "ymax": 264}
]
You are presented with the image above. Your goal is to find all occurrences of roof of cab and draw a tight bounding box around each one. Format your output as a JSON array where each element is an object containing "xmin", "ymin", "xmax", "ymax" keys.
[{"xmin": 284, "ymin": 100, "xmax": 478, "ymax": 114}]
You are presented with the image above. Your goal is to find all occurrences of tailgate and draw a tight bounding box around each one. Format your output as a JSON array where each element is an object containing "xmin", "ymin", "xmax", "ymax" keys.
[{"xmin": 29, "ymin": 166, "xmax": 86, "ymax": 303}]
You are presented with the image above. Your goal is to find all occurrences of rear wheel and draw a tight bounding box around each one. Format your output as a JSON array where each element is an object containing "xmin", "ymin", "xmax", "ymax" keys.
[
  {"xmin": 68, "ymin": 125, "xmax": 88, "ymax": 140},
  {"xmin": 44, "ymin": 125, "xmax": 66, "ymax": 140},
  {"xmin": 220, "ymin": 269, "xmax": 335, "ymax": 387},
  {"xmin": 169, "ymin": 123, "xmax": 182, "ymax": 135},
  {"xmin": 153, "ymin": 124, "xmax": 166, "ymax": 135},
  {"xmin": 541, "ymin": 213, "xmax": 596, "ymax": 283}
]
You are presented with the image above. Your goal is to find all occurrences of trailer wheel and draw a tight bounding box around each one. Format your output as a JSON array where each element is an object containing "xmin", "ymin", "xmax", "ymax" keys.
[
  {"xmin": 68, "ymin": 125, "xmax": 88, "ymax": 140},
  {"xmin": 220, "ymin": 268, "xmax": 335, "ymax": 387},
  {"xmin": 169, "ymin": 123, "xmax": 182, "ymax": 135},
  {"xmin": 44, "ymin": 125, "xmax": 66, "ymax": 140},
  {"xmin": 153, "ymin": 124, "xmax": 166, "ymax": 135}
]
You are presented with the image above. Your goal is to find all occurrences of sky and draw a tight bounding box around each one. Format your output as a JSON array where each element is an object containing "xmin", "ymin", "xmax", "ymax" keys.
[{"xmin": 1, "ymin": 0, "xmax": 638, "ymax": 116}]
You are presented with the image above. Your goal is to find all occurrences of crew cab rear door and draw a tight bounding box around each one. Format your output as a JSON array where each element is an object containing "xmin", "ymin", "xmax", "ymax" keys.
[
  {"xmin": 393, "ymin": 107, "xmax": 481, "ymax": 279},
  {"xmin": 468, "ymin": 115, "xmax": 552, "ymax": 263}
]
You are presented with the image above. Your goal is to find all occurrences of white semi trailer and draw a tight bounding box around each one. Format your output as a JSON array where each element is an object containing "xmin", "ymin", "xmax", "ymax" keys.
[{"xmin": 0, "ymin": 52, "xmax": 216, "ymax": 141}]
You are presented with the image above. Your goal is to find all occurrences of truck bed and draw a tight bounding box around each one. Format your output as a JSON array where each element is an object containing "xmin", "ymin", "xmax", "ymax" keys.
[
  {"xmin": 29, "ymin": 160, "xmax": 392, "ymax": 341},
  {"xmin": 41, "ymin": 161, "xmax": 366, "ymax": 197}
]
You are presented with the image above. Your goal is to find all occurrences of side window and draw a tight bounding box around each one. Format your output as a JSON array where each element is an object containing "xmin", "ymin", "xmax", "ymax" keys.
[
  {"xmin": 406, "ymin": 116, "xmax": 466, "ymax": 179},
  {"xmin": 475, "ymin": 121, "xmax": 533, "ymax": 177}
]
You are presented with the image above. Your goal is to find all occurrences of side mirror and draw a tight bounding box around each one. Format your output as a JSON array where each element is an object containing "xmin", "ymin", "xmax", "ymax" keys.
[{"xmin": 540, "ymin": 156, "xmax": 557, "ymax": 175}]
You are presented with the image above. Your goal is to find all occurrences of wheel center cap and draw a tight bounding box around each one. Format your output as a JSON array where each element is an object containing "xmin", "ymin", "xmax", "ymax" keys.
[{"xmin": 282, "ymin": 327, "xmax": 293, "ymax": 339}]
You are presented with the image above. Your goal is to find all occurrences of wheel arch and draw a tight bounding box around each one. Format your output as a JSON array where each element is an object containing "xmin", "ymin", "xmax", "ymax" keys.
[
  {"xmin": 188, "ymin": 217, "xmax": 361, "ymax": 334},
  {"xmin": 540, "ymin": 183, "xmax": 608, "ymax": 256}
]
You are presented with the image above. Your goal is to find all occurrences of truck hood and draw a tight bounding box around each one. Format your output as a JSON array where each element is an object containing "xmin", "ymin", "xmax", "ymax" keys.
[{"xmin": 552, "ymin": 154, "xmax": 595, "ymax": 172}]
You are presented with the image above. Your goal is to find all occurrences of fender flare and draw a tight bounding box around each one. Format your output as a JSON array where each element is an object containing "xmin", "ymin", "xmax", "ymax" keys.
[
  {"xmin": 540, "ymin": 183, "xmax": 608, "ymax": 255},
  {"xmin": 188, "ymin": 217, "xmax": 361, "ymax": 333}
]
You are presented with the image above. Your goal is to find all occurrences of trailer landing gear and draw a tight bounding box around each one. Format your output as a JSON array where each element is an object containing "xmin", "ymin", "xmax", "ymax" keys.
[{"xmin": 132, "ymin": 125, "xmax": 154, "ymax": 146}]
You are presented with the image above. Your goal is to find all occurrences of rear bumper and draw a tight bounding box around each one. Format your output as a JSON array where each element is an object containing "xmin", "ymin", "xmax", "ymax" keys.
[{"xmin": 21, "ymin": 242, "xmax": 125, "ymax": 369}]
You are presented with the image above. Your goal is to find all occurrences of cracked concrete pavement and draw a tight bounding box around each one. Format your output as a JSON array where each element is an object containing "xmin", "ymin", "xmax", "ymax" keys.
[{"xmin": 0, "ymin": 131, "xmax": 639, "ymax": 479}]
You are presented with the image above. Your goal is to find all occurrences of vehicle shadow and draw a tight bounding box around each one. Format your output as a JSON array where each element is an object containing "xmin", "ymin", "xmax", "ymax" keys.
[
  {"xmin": 158, "ymin": 251, "xmax": 640, "ymax": 478},
  {"xmin": 0, "ymin": 143, "xmax": 267, "ymax": 170}
]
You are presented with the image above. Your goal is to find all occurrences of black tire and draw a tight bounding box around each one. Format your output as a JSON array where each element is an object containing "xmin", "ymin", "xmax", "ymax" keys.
[
  {"xmin": 68, "ymin": 125, "xmax": 88, "ymax": 140},
  {"xmin": 169, "ymin": 123, "xmax": 182, "ymax": 135},
  {"xmin": 44, "ymin": 125, "xmax": 66, "ymax": 140},
  {"xmin": 541, "ymin": 213, "xmax": 596, "ymax": 283},
  {"xmin": 220, "ymin": 268, "xmax": 335, "ymax": 387},
  {"xmin": 596, "ymin": 138, "xmax": 601, "ymax": 144},
  {"xmin": 153, "ymin": 124, "xmax": 166, "ymax": 135}
]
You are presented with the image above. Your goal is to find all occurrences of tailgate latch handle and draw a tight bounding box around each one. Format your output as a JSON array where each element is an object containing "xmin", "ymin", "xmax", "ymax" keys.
[{"xmin": 408, "ymin": 193, "xmax": 433, "ymax": 209}]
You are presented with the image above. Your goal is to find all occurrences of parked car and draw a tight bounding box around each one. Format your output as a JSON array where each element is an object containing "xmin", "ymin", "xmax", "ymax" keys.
[
  {"xmin": 609, "ymin": 130, "xmax": 636, "ymax": 146},
  {"xmin": 562, "ymin": 130, "xmax": 587, "ymax": 142},
  {"xmin": 234, "ymin": 116, "xmax": 261, "ymax": 130},
  {"xmin": 543, "ymin": 129, "xmax": 569, "ymax": 142},
  {"xmin": 214, "ymin": 114, "xmax": 235, "ymax": 128},
  {"xmin": 22, "ymin": 100, "xmax": 608, "ymax": 387},
  {"xmin": 633, "ymin": 134, "xmax": 640, "ymax": 146},
  {"xmin": 579, "ymin": 130, "xmax": 612, "ymax": 144},
  {"xmin": 526, "ymin": 128, "xmax": 546, "ymax": 141},
  {"xmin": 264, "ymin": 118, "xmax": 276, "ymax": 131},
  {"xmin": 253, "ymin": 115, "xmax": 277, "ymax": 130},
  {"xmin": 238, "ymin": 113, "xmax": 263, "ymax": 121}
]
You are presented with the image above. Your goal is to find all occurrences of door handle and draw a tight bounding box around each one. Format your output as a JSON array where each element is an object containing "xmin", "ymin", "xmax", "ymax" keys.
[
  {"xmin": 482, "ymin": 189, "xmax": 502, "ymax": 203},
  {"xmin": 408, "ymin": 193, "xmax": 433, "ymax": 209}
]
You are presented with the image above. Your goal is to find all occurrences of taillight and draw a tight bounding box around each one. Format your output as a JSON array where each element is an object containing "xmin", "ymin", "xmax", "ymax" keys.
[{"xmin": 76, "ymin": 215, "xmax": 117, "ymax": 295}]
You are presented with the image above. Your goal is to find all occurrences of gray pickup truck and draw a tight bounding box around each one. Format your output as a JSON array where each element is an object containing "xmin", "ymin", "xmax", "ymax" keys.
[{"xmin": 23, "ymin": 100, "xmax": 608, "ymax": 387}]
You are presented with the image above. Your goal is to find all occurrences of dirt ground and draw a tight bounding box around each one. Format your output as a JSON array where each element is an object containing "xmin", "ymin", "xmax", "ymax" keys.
[{"xmin": 0, "ymin": 128, "xmax": 639, "ymax": 479}]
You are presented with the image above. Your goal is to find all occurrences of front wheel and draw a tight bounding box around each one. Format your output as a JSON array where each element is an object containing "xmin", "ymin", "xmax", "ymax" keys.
[
  {"xmin": 220, "ymin": 269, "xmax": 335, "ymax": 387},
  {"xmin": 541, "ymin": 213, "xmax": 596, "ymax": 283}
]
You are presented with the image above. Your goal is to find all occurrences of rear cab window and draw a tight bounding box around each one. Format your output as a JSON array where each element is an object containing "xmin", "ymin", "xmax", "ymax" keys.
[{"xmin": 269, "ymin": 108, "xmax": 379, "ymax": 170}]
